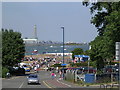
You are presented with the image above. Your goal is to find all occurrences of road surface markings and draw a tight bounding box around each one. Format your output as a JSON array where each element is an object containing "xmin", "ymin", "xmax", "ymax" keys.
[
  {"xmin": 43, "ymin": 81, "xmax": 53, "ymax": 89},
  {"xmin": 11, "ymin": 76, "xmax": 21, "ymax": 79},
  {"xmin": 19, "ymin": 82, "xmax": 24, "ymax": 88},
  {"xmin": 3, "ymin": 76, "xmax": 22, "ymax": 80},
  {"xmin": 56, "ymin": 79, "xmax": 71, "ymax": 87}
]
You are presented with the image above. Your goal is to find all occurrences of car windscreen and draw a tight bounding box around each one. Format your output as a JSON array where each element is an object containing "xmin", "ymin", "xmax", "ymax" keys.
[{"xmin": 29, "ymin": 75, "xmax": 37, "ymax": 78}]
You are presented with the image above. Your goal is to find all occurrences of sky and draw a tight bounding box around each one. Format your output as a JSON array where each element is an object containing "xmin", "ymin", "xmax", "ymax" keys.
[{"xmin": 2, "ymin": 2, "xmax": 98, "ymax": 43}]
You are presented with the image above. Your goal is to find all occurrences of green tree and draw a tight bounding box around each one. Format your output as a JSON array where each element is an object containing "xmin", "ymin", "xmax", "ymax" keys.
[
  {"xmin": 83, "ymin": 1, "xmax": 120, "ymax": 70},
  {"xmin": 84, "ymin": 50, "xmax": 90, "ymax": 55},
  {"xmin": 83, "ymin": 2, "xmax": 120, "ymax": 36},
  {"xmin": 2, "ymin": 29, "xmax": 25, "ymax": 67},
  {"xmin": 71, "ymin": 48, "xmax": 84, "ymax": 59}
]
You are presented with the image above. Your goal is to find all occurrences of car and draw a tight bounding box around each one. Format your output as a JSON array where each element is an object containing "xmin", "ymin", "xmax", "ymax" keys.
[
  {"xmin": 27, "ymin": 74, "xmax": 40, "ymax": 84},
  {"xmin": 24, "ymin": 67, "xmax": 30, "ymax": 72},
  {"xmin": 23, "ymin": 65, "xmax": 30, "ymax": 72}
]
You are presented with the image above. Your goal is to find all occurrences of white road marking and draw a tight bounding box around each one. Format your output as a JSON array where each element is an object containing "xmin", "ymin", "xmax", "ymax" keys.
[
  {"xmin": 56, "ymin": 79, "xmax": 71, "ymax": 87},
  {"xmin": 43, "ymin": 81, "xmax": 52, "ymax": 88},
  {"xmin": 19, "ymin": 82, "xmax": 24, "ymax": 88}
]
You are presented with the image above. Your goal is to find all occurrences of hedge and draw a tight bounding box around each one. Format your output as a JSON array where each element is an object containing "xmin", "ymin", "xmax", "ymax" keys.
[{"xmin": 2, "ymin": 67, "xmax": 9, "ymax": 78}]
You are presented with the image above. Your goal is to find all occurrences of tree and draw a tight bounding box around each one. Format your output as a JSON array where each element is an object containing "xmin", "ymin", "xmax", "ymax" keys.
[
  {"xmin": 83, "ymin": 1, "xmax": 120, "ymax": 70},
  {"xmin": 2, "ymin": 29, "xmax": 25, "ymax": 67},
  {"xmin": 71, "ymin": 48, "xmax": 84, "ymax": 59},
  {"xmin": 84, "ymin": 50, "xmax": 90, "ymax": 55},
  {"xmin": 83, "ymin": 2, "xmax": 120, "ymax": 36}
]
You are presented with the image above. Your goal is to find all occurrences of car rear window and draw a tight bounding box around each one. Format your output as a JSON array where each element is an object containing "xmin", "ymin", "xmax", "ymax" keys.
[{"xmin": 29, "ymin": 75, "xmax": 37, "ymax": 78}]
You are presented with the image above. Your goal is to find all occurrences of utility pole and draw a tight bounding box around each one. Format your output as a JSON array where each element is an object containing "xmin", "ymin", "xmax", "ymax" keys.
[{"xmin": 61, "ymin": 26, "xmax": 65, "ymax": 79}]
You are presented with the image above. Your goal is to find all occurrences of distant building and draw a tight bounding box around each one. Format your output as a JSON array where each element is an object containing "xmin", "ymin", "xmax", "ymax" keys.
[
  {"xmin": 23, "ymin": 39, "xmax": 38, "ymax": 44},
  {"xmin": 45, "ymin": 53, "xmax": 72, "ymax": 56},
  {"xmin": 23, "ymin": 25, "xmax": 38, "ymax": 44}
]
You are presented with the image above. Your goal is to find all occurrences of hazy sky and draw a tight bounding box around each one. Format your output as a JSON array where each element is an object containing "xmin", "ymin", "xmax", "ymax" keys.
[{"xmin": 2, "ymin": 2, "xmax": 98, "ymax": 43}]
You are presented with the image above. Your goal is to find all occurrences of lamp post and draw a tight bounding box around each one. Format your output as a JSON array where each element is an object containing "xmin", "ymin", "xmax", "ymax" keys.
[
  {"xmin": 61, "ymin": 26, "xmax": 65, "ymax": 79},
  {"xmin": 88, "ymin": 57, "xmax": 90, "ymax": 73},
  {"xmin": 61, "ymin": 27, "xmax": 65, "ymax": 64}
]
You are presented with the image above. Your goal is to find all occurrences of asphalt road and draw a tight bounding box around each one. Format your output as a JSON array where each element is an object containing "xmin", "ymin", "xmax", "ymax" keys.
[{"xmin": 2, "ymin": 70, "xmax": 52, "ymax": 89}]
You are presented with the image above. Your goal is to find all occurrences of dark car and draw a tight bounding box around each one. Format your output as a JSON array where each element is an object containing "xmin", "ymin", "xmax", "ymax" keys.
[{"xmin": 27, "ymin": 74, "xmax": 40, "ymax": 84}]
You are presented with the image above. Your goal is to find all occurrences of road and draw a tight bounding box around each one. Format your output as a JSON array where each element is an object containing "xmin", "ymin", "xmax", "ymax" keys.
[
  {"xmin": 2, "ymin": 70, "xmax": 52, "ymax": 89},
  {"xmin": 2, "ymin": 70, "xmax": 104, "ymax": 89}
]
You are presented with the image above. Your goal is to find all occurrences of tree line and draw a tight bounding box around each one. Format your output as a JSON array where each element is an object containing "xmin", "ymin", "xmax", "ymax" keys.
[
  {"xmin": 82, "ymin": 2, "xmax": 120, "ymax": 70},
  {"xmin": 2, "ymin": 29, "xmax": 25, "ymax": 67},
  {"xmin": 71, "ymin": 2, "xmax": 120, "ymax": 71},
  {"xmin": 2, "ymin": 29, "xmax": 25, "ymax": 77}
]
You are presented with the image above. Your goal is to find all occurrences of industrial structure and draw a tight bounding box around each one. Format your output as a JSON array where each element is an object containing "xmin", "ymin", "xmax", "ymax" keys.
[
  {"xmin": 33, "ymin": 25, "xmax": 38, "ymax": 39},
  {"xmin": 23, "ymin": 25, "xmax": 38, "ymax": 44}
]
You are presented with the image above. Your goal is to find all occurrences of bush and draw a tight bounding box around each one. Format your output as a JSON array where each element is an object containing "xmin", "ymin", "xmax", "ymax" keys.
[
  {"xmin": 70, "ymin": 62, "xmax": 88, "ymax": 67},
  {"xmin": 2, "ymin": 67, "xmax": 9, "ymax": 78},
  {"xmin": 8, "ymin": 66, "xmax": 16, "ymax": 76},
  {"xmin": 17, "ymin": 68, "xmax": 25, "ymax": 75},
  {"xmin": 13, "ymin": 68, "xmax": 25, "ymax": 76},
  {"xmin": 70, "ymin": 61, "xmax": 97, "ymax": 68},
  {"xmin": 109, "ymin": 62, "xmax": 119, "ymax": 65},
  {"xmin": 51, "ymin": 64, "xmax": 66, "ymax": 67}
]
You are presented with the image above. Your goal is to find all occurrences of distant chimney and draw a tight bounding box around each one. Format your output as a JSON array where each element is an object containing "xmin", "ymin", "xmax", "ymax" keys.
[{"xmin": 34, "ymin": 25, "xmax": 38, "ymax": 39}]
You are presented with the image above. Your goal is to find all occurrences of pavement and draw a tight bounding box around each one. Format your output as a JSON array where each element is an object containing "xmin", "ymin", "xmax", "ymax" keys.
[
  {"xmin": 44, "ymin": 78, "xmax": 120, "ymax": 89},
  {"xmin": 44, "ymin": 78, "xmax": 100, "ymax": 88},
  {"xmin": 41, "ymin": 70, "xmax": 101, "ymax": 88},
  {"xmin": 44, "ymin": 78, "xmax": 71, "ymax": 88},
  {"xmin": 43, "ymin": 70, "xmax": 112, "ymax": 89}
]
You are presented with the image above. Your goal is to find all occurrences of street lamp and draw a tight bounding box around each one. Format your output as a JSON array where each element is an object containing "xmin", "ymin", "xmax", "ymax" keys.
[
  {"xmin": 88, "ymin": 56, "xmax": 90, "ymax": 73},
  {"xmin": 61, "ymin": 27, "xmax": 65, "ymax": 64},
  {"xmin": 61, "ymin": 26, "xmax": 65, "ymax": 79}
]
